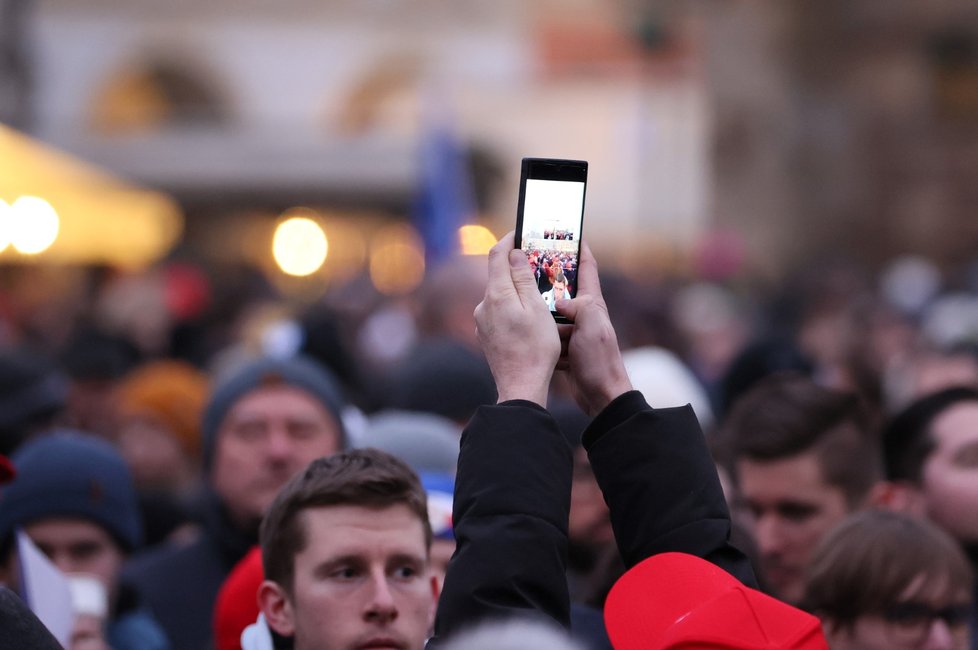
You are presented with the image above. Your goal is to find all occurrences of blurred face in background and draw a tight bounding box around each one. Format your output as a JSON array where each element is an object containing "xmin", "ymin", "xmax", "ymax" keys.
[
  {"xmin": 737, "ymin": 451, "xmax": 851, "ymax": 604},
  {"xmin": 7, "ymin": 518, "xmax": 124, "ymax": 604},
  {"xmin": 568, "ymin": 447, "xmax": 613, "ymax": 550},
  {"xmin": 211, "ymin": 385, "xmax": 342, "ymax": 528},
  {"xmin": 116, "ymin": 416, "xmax": 194, "ymax": 492},
  {"xmin": 920, "ymin": 402, "xmax": 978, "ymax": 544}
]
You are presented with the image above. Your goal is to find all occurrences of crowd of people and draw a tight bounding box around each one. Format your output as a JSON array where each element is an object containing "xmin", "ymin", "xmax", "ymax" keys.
[
  {"xmin": 0, "ymin": 232, "xmax": 976, "ymax": 649},
  {"xmin": 542, "ymin": 229, "xmax": 575, "ymax": 241},
  {"xmin": 523, "ymin": 245, "xmax": 579, "ymax": 299}
]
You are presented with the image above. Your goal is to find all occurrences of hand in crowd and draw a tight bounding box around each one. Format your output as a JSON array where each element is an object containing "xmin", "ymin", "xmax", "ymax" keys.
[
  {"xmin": 554, "ymin": 241, "xmax": 632, "ymax": 416},
  {"xmin": 474, "ymin": 231, "xmax": 561, "ymax": 407}
]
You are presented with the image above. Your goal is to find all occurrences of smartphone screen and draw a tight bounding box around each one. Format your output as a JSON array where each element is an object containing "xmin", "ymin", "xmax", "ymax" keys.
[{"xmin": 514, "ymin": 157, "xmax": 587, "ymax": 323}]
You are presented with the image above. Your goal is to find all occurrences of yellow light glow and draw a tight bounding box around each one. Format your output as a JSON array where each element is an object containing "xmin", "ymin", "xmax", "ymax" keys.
[
  {"xmin": 369, "ymin": 224, "xmax": 425, "ymax": 296},
  {"xmin": 0, "ymin": 200, "xmax": 11, "ymax": 253},
  {"xmin": 272, "ymin": 215, "xmax": 329, "ymax": 277},
  {"xmin": 11, "ymin": 196, "xmax": 59, "ymax": 254},
  {"xmin": 458, "ymin": 224, "xmax": 497, "ymax": 255}
]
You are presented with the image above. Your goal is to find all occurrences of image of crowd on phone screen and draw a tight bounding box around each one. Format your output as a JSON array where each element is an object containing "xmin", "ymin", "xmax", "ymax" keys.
[{"xmin": 521, "ymin": 245, "xmax": 578, "ymax": 311}]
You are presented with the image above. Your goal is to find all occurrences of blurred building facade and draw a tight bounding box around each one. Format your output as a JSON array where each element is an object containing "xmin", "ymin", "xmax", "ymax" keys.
[{"xmin": 2, "ymin": 0, "xmax": 978, "ymax": 281}]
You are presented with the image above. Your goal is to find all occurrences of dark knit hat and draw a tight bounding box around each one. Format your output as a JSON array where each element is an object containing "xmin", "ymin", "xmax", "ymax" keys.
[
  {"xmin": 0, "ymin": 431, "xmax": 142, "ymax": 551},
  {"xmin": 202, "ymin": 355, "xmax": 348, "ymax": 469}
]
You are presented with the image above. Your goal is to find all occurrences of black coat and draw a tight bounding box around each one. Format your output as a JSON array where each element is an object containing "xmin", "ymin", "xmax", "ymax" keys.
[
  {"xmin": 122, "ymin": 492, "xmax": 256, "ymax": 650},
  {"xmin": 431, "ymin": 391, "xmax": 755, "ymax": 646}
]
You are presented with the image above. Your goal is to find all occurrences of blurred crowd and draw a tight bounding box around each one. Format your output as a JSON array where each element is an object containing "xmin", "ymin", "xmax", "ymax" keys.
[{"xmin": 0, "ymin": 240, "xmax": 977, "ymax": 649}]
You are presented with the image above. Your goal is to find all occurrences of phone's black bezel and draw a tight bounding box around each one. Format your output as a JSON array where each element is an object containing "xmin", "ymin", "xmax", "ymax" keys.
[{"xmin": 514, "ymin": 157, "xmax": 588, "ymax": 324}]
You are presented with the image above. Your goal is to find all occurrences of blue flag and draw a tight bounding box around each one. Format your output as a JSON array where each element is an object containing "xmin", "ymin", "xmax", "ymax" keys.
[{"xmin": 413, "ymin": 118, "xmax": 476, "ymax": 266}]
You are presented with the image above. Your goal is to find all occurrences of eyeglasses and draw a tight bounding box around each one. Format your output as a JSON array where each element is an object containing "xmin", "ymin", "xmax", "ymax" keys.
[{"xmin": 880, "ymin": 600, "xmax": 971, "ymax": 646}]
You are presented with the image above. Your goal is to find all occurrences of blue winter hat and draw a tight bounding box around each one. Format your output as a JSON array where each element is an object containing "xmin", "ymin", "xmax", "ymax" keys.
[
  {"xmin": 0, "ymin": 431, "xmax": 142, "ymax": 551},
  {"xmin": 202, "ymin": 355, "xmax": 348, "ymax": 470}
]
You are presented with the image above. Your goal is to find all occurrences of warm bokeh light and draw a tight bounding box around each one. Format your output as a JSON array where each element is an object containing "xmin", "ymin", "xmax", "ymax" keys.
[
  {"xmin": 0, "ymin": 200, "xmax": 11, "ymax": 253},
  {"xmin": 317, "ymin": 216, "xmax": 367, "ymax": 284},
  {"xmin": 458, "ymin": 224, "xmax": 497, "ymax": 255},
  {"xmin": 369, "ymin": 223, "xmax": 425, "ymax": 296},
  {"xmin": 11, "ymin": 196, "xmax": 60, "ymax": 254},
  {"xmin": 272, "ymin": 214, "xmax": 329, "ymax": 277}
]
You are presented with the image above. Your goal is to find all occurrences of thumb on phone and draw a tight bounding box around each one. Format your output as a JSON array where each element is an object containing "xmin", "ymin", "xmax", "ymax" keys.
[{"xmin": 553, "ymin": 293, "xmax": 587, "ymax": 323}]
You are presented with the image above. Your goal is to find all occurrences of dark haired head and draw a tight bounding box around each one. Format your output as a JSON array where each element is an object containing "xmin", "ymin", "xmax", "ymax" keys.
[
  {"xmin": 259, "ymin": 448, "xmax": 430, "ymax": 595},
  {"xmin": 881, "ymin": 385, "xmax": 978, "ymax": 484},
  {"xmin": 803, "ymin": 509, "xmax": 972, "ymax": 632},
  {"xmin": 721, "ymin": 372, "xmax": 880, "ymax": 506}
]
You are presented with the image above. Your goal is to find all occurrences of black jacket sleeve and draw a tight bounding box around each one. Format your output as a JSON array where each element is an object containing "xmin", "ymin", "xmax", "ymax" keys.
[
  {"xmin": 583, "ymin": 390, "xmax": 757, "ymax": 588},
  {"xmin": 431, "ymin": 391, "xmax": 756, "ymax": 647},
  {"xmin": 431, "ymin": 400, "xmax": 573, "ymax": 644}
]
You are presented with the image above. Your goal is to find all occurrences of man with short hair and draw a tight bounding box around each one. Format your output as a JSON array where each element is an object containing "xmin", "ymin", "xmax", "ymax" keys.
[
  {"xmin": 880, "ymin": 385, "xmax": 978, "ymax": 649},
  {"xmin": 719, "ymin": 373, "xmax": 881, "ymax": 604},
  {"xmin": 881, "ymin": 385, "xmax": 978, "ymax": 548},
  {"xmin": 542, "ymin": 272, "xmax": 571, "ymax": 311},
  {"xmin": 258, "ymin": 447, "xmax": 438, "ymax": 650},
  {"xmin": 124, "ymin": 354, "xmax": 347, "ymax": 650}
]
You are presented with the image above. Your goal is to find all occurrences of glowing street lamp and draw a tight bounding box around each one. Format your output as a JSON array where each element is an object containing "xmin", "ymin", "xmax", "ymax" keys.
[
  {"xmin": 10, "ymin": 196, "xmax": 59, "ymax": 255},
  {"xmin": 272, "ymin": 215, "xmax": 329, "ymax": 277}
]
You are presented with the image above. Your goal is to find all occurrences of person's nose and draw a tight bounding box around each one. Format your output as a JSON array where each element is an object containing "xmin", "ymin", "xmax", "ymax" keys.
[
  {"xmin": 47, "ymin": 550, "xmax": 76, "ymax": 575},
  {"xmin": 263, "ymin": 426, "xmax": 296, "ymax": 462},
  {"xmin": 363, "ymin": 571, "xmax": 399, "ymax": 624},
  {"xmin": 753, "ymin": 514, "xmax": 787, "ymax": 557},
  {"xmin": 921, "ymin": 618, "xmax": 957, "ymax": 650}
]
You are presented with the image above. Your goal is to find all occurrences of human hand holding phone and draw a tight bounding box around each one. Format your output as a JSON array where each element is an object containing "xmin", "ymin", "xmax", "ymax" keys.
[
  {"xmin": 474, "ymin": 231, "xmax": 561, "ymax": 407},
  {"xmin": 554, "ymin": 241, "xmax": 633, "ymax": 416}
]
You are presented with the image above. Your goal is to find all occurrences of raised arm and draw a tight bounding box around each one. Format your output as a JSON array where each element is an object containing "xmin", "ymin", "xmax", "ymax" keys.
[
  {"xmin": 555, "ymin": 242, "xmax": 756, "ymax": 586},
  {"xmin": 431, "ymin": 233, "xmax": 573, "ymax": 643}
]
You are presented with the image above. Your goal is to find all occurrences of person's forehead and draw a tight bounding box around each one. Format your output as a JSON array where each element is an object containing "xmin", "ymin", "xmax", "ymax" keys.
[
  {"xmin": 299, "ymin": 503, "xmax": 427, "ymax": 551},
  {"xmin": 737, "ymin": 452, "xmax": 836, "ymax": 498},
  {"xmin": 23, "ymin": 517, "xmax": 117, "ymax": 545},
  {"xmin": 930, "ymin": 401, "xmax": 978, "ymax": 451},
  {"xmin": 225, "ymin": 384, "xmax": 334, "ymax": 420}
]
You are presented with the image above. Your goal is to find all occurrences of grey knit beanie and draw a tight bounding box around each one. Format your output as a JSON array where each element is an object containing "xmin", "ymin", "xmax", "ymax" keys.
[{"xmin": 201, "ymin": 355, "xmax": 348, "ymax": 470}]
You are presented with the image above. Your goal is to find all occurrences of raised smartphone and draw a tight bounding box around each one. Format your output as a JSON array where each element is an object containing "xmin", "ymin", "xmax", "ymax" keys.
[{"xmin": 514, "ymin": 157, "xmax": 588, "ymax": 323}]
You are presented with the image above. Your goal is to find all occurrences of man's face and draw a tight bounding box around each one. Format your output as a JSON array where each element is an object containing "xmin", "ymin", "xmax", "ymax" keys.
[
  {"xmin": 553, "ymin": 280, "xmax": 566, "ymax": 295},
  {"xmin": 16, "ymin": 518, "xmax": 124, "ymax": 596},
  {"xmin": 737, "ymin": 452, "xmax": 852, "ymax": 604},
  {"xmin": 921, "ymin": 402, "xmax": 978, "ymax": 544},
  {"xmin": 569, "ymin": 447, "xmax": 613, "ymax": 548},
  {"xmin": 261, "ymin": 504, "xmax": 438, "ymax": 650},
  {"xmin": 211, "ymin": 385, "xmax": 342, "ymax": 528}
]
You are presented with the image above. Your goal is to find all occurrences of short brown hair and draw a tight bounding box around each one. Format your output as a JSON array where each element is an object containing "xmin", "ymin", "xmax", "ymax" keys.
[
  {"xmin": 802, "ymin": 509, "xmax": 973, "ymax": 631},
  {"xmin": 720, "ymin": 372, "xmax": 880, "ymax": 506},
  {"xmin": 259, "ymin": 448, "xmax": 431, "ymax": 594}
]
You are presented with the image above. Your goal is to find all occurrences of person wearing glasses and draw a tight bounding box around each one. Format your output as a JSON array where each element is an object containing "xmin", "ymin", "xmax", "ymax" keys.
[{"xmin": 802, "ymin": 509, "xmax": 973, "ymax": 650}]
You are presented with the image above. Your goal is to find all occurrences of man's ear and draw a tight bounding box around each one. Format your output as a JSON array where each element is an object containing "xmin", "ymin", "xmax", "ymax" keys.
[
  {"xmin": 258, "ymin": 580, "xmax": 295, "ymax": 638},
  {"xmin": 867, "ymin": 480, "xmax": 927, "ymax": 516}
]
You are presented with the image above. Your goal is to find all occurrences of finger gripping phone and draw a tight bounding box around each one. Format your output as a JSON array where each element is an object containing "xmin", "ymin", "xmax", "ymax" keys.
[{"xmin": 514, "ymin": 157, "xmax": 588, "ymax": 324}]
